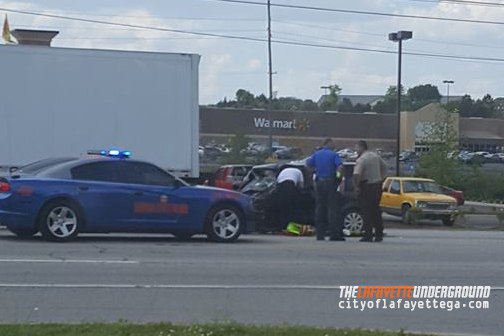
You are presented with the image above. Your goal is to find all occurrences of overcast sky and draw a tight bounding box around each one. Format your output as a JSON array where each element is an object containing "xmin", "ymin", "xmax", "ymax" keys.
[{"xmin": 1, "ymin": 0, "xmax": 503, "ymax": 104}]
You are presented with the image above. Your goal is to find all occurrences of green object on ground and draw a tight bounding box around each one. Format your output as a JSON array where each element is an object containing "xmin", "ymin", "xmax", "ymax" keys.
[
  {"xmin": 286, "ymin": 222, "xmax": 302, "ymax": 235},
  {"xmin": 0, "ymin": 323, "xmax": 435, "ymax": 336}
]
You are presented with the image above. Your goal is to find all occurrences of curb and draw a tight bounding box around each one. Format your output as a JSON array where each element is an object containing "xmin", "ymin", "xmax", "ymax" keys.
[{"xmin": 462, "ymin": 202, "xmax": 504, "ymax": 215}]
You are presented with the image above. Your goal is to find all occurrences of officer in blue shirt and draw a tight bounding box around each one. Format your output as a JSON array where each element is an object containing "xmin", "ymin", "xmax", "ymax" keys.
[{"xmin": 306, "ymin": 138, "xmax": 344, "ymax": 241}]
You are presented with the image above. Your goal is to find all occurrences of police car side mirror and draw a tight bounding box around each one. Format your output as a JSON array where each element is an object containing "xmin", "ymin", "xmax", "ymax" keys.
[{"xmin": 9, "ymin": 167, "xmax": 18, "ymax": 173}]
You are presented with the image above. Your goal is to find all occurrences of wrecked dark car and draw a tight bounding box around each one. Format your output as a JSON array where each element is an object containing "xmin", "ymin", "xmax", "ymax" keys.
[{"xmin": 240, "ymin": 161, "xmax": 363, "ymax": 235}]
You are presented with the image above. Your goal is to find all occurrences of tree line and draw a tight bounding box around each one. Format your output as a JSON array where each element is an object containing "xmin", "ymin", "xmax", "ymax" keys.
[{"xmin": 210, "ymin": 85, "xmax": 504, "ymax": 119}]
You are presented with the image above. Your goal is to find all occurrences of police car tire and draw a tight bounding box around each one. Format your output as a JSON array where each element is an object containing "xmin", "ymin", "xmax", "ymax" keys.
[
  {"xmin": 7, "ymin": 227, "xmax": 38, "ymax": 238},
  {"xmin": 205, "ymin": 204, "xmax": 243, "ymax": 243},
  {"xmin": 38, "ymin": 200, "xmax": 82, "ymax": 242}
]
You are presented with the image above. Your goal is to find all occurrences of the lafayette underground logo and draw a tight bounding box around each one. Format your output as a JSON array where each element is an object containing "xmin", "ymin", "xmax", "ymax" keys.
[
  {"xmin": 253, "ymin": 117, "xmax": 311, "ymax": 132},
  {"xmin": 339, "ymin": 286, "xmax": 491, "ymax": 311}
]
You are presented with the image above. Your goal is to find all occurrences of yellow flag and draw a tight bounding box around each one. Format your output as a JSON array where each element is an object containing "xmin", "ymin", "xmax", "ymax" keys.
[{"xmin": 2, "ymin": 15, "xmax": 15, "ymax": 44}]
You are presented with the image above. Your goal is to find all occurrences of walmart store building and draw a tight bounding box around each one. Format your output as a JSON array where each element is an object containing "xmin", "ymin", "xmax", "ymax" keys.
[{"xmin": 200, "ymin": 104, "xmax": 504, "ymax": 155}]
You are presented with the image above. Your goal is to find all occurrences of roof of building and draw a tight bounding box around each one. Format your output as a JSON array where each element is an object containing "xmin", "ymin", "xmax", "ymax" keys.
[
  {"xmin": 460, "ymin": 130, "xmax": 504, "ymax": 140},
  {"xmin": 440, "ymin": 96, "xmax": 464, "ymax": 104},
  {"xmin": 317, "ymin": 94, "xmax": 384, "ymax": 106}
]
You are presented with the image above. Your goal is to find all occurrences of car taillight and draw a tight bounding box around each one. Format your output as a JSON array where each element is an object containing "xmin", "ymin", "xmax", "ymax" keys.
[{"xmin": 0, "ymin": 182, "xmax": 10, "ymax": 192}]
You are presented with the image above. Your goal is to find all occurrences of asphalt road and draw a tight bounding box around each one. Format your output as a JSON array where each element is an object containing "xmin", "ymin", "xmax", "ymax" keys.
[{"xmin": 0, "ymin": 226, "xmax": 503, "ymax": 336}]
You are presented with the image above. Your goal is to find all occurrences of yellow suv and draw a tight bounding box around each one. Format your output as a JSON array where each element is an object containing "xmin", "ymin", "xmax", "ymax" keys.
[{"xmin": 380, "ymin": 177, "xmax": 458, "ymax": 226}]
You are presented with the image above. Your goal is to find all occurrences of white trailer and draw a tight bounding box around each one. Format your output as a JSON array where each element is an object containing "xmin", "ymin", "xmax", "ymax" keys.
[{"xmin": 0, "ymin": 44, "xmax": 200, "ymax": 177}]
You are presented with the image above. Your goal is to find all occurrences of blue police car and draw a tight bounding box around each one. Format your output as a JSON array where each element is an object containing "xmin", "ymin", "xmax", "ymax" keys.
[{"xmin": 0, "ymin": 151, "xmax": 255, "ymax": 242}]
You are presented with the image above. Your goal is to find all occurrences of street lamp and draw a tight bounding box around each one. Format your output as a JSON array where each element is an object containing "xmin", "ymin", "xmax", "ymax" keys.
[
  {"xmin": 389, "ymin": 30, "xmax": 413, "ymax": 176},
  {"xmin": 443, "ymin": 80, "xmax": 454, "ymax": 104}
]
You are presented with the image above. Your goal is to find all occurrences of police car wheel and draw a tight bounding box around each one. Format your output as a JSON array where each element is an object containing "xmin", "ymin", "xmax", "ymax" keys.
[
  {"xmin": 342, "ymin": 208, "xmax": 364, "ymax": 234},
  {"xmin": 206, "ymin": 204, "xmax": 243, "ymax": 243},
  {"xmin": 7, "ymin": 227, "xmax": 38, "ymax": 239},
  {"xmin": 38, "ymin": 200, "xmax": 82, "ymax": 242}
]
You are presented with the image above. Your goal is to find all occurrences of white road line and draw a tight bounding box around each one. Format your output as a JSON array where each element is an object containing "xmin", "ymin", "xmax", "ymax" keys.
[
  {"xmin": 0, "ymin": 284, "xmax": 341, "ymax": 290},
  {"xmin": 0, "ymin": 284, "xmax": 503, "ymax": 290},
  {"xmin": 0, "ymin": 259, "xmax": 138, "ymax": 264}
]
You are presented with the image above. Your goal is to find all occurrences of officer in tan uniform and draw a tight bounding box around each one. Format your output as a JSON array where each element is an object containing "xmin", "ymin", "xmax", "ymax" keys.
[{"xmin": 353, "ymin": 140, "xmax": 388, "ymax": 242}]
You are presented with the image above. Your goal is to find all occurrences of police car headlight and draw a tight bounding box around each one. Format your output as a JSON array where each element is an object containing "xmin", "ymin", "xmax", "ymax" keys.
[{"xmin": 415, "ymin": 201, "xmax": 427, "ymax": 208}]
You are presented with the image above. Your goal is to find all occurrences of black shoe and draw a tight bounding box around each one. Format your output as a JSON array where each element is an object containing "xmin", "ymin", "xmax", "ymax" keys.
[
  {"xmin": 316, "ymin": 236, "xmax": 325, "ymax": 241},
  {"xmin": 374, "ymin": 236, "xmax": 383, "ymax": 242},
  {"xmin": 359, "ymin": 237, "xmax": 373, "ymax": 242},
  {"xmin": 330, "ymin": 237, "xmax": 346, "ymax": 241}
]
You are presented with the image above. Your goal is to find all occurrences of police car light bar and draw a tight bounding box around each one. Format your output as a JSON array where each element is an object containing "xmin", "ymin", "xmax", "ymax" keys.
[{"xmin": 87, "ymin": 149, "xmax": 131, "ymax": 158}]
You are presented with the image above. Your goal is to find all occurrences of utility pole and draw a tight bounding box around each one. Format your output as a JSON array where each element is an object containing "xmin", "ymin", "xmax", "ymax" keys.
[{"xmin": 267, "ymin": 0, "xmax": 274, "ymax": 154}]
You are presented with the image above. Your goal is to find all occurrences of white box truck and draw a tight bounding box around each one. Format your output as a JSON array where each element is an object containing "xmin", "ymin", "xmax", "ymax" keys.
[{"xmin": 0, "ymin": 44, "xmax": 200, "ymax": 177}]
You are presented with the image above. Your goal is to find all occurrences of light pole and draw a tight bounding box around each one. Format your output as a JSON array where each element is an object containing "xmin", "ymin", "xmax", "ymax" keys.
[
  {"xmin": 389, "ymin": 30, "xmax": 413, "ymax": 176},
  {"xmin": 443, "ymin": 80, "xmax": 454, "ymax": 104},
  {"xmin": 267, "ymin": 0, "xmax": 274, "ymax": 154}
]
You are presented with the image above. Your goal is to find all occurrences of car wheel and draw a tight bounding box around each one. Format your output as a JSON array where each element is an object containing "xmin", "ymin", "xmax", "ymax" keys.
[
  {"xmin": 7, "ymin": 227, "xmax": 38, "ymax": 239},
  {"xmin": 402, "ymin": 204, "xmax": 412, "ymax": 224},
  {"xmin": 38, "ymin": 200, "xmax": 82, "ymax": 242},
  {"xmin": 205, "ymin": 204, "xmax": 243, "ymax": 243},
  {"xmin": 442, "ymin": 216, "xmax": 455, "ymax": 226},
  {"xmin": 342, "ymin": 208, "xmax": 364, "ymax": 234}
]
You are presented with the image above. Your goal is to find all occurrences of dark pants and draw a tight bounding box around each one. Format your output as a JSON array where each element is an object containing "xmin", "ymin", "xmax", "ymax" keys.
[
  {"xmin": 358, "ymin": 182, "xmax": 384, "ymax": 239},
  {"xmin": 276, "ymin": 180, "xmax": 299, "ymax": 227},
  {"xmin": 315, "ymin": 178, "xmax": 341, "ymax": 239}
]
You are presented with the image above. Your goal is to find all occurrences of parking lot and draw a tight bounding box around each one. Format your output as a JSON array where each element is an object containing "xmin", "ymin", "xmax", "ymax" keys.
[{"xmin": 0, "ymin": 223, "xmax": 502, "ymax": 336}]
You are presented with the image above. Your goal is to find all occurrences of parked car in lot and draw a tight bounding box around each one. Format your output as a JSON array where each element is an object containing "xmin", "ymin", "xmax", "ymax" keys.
[
  {"xmin": 483, "ymin": 153, "xmax": 502, "ymax": 164},
  {"xmin": 380, "ymin": 177, "xmax": 458, "ymax": 226},
  {"xmin": 459, "ymin": 152, "xmax": 485, "ymax": 165},
  {"xmin": 240, "ymin": 162, "xmax": 363, "ymax": 235},
  {"xmin": 337, "ymin": 148, "xmax": 356, "ymax": 159},
  {"xmin": 399, "ymin": 151, "xmax": 419, "ymax": 162},
  {"xmin": 202, "ymin": 146, "xmax": 224, "ymax": 161},
  {"xmin": 273, "ymin": 146, "xmax": 302, "ymax": 160},
  {"xmin": 0, "ymin": 151, "xmax": 255, "ymax": 242},
  {"xmin": 206, "ymin": 165, "xmax": 252, "ymax": 190},
  {"xmin": 439, "ymin": 185, "xmax": 465, "ymax": 206},
  {"xmin": 374, "ymin": 149, "xmax": 394, "ymax": 159}
]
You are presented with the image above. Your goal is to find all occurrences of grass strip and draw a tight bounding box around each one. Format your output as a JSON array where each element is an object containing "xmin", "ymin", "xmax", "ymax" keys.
[{"xmin": 0, "ymin": 323, "xmax": 434, "ymax": 336}]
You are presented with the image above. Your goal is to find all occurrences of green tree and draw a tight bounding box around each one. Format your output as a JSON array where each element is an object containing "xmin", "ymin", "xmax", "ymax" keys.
[
  {"xmin": 445, "ymin": 94, "xmax": 497, "ymax": 118},
  {"xmin": 373, "ymin": 85, "xmax": 411, "ymax": 113},
  {"xmin": 353, "ymin": 103, "xmax": 371, "ymax": 113},
  {"xmin": 320, "ymin": 84, "xmax": 342, "ymax": 111},
  {"xmin": 416, "ymin": 109, "xmax": 461, "ymax": 186},
  {"xmin": 338, "ymin": 97, "xmax": 353, "ymax": 112},
  {"xmin": 235, "ymin": 89, "xmax": 256, "ymax": 108},
  {"xmin": 408, "ymin": 84, "xmax": 441, "ymax": 106},
  {"xmin": 222, "ymin": 132, "xmax": 251, "ymax": 164},
  {"xmin": 214, "ymin": 89, "xmax": 322, "ymax": 112}
]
